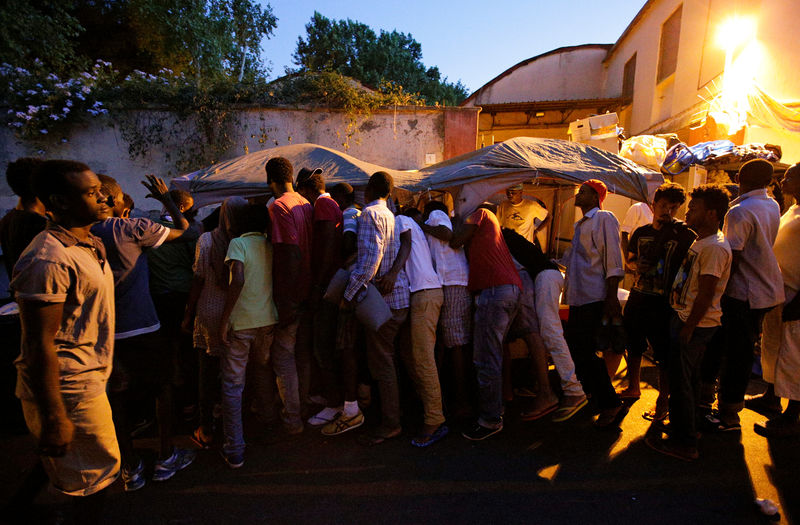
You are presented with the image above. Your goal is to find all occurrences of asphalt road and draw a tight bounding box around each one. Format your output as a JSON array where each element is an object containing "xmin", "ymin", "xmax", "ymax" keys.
[{"xmin": 1, "ymin": 365, "xmax": 798, "ymax": 525}]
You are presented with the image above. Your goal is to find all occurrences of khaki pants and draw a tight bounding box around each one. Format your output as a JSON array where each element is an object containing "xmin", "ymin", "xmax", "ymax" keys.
[
  {"xmin": 366, "ymin": 308, "xmax": 408, "ymax": 431},
  {"xmin": 22, "ymin": 393, "xmax": 120, "ymax": 496},
  {"xmin": 405, "ymin": 288, "xmax": 445, "ymax": 426}
]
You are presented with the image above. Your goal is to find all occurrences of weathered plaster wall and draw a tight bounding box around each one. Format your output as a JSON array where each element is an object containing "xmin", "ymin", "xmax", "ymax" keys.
[
  {"xmin": 0, "ymin": 106, "xmax": 478, "ymax": 211},
  {"xmin": 464, "ymin": 47, "xmax": 610, "ymax": 106}
]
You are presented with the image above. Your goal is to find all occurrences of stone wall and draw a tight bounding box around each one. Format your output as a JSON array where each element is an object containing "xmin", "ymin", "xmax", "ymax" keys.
[{"xmin": 0, "ymin": 105, "xmax": 478, "ymax": 211}]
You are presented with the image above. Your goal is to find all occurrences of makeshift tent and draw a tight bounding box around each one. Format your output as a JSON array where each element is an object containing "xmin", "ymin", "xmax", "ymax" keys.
[
  {"xmin": 170, "ymin": 137, "xmax": 662, "ymax": 215},
  {"xmin": 170, "ymin": 143, "xmax": 424, "ymax": 208},
  {"xmin": 410, "ymin": 137, "xmax": 662, "ymax": 216}
]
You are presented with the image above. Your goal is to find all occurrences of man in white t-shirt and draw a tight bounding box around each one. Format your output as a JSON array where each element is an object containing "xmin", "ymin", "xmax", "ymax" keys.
[
  {"xmin": 620, "ymin": 201, "xmax": 654, "ymax": 255},
  {"xmin": 647, "ymin": 184, "xmax": 731, "ymax": 461},
  {"xmin": 497, "ymin": 184, "xmax": 550, "ymax": 248},
  {"xmin": 702, "ymin": 159, "xmax": 784, "ymax": 432},
  {"xmin": 392, "ymin": 208, "xmax": 448, "ymax": 447},
  {"xmin": 421, "ymin": 201, "xmax": 472, "ymax": 418},
  {"xmin": 620, "ymin": 201, "xmax": 654, "ymax": 289},
  {"xmin": 755, "ymin": 163, "xmax": 800, "ymax": 437}
]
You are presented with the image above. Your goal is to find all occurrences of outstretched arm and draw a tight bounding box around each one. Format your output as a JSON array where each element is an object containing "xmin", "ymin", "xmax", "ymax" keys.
[{"xmin": 142, "ymin": 175, "xmax": 197, "ymax": 241}]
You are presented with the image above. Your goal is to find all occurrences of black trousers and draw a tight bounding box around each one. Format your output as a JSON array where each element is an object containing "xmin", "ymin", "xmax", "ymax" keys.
[
  {"xmin": 566, "ymin": 302, "xmax": 621, "ymax": 410},
  {"xmin": 701, "ymin": 295, "xmax": 771, "ymax": 409}
]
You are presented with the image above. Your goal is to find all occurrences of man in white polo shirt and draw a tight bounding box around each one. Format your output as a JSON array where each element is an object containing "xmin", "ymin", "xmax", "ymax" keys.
[{"xmin": 702, "ymin": 159, "xmax": 784, "ymax": 432}]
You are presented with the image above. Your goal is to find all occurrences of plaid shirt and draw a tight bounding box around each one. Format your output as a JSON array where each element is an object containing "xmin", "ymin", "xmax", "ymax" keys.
[{"xmin": 344, "ymin": 199, "xmax": 409, "ymax": 310}]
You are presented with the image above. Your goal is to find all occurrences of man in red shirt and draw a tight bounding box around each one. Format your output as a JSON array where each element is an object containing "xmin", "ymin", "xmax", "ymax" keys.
[
  {"xmin": 265, "ymin": 157, "xmax": 313, "ymax": 433},
  {"xmin": 296, "ymin": 169, "xmax": 359, "ymax": 430},
  {"xmin": 451, "ymin": 204, "xmax": 522, "ymax": 440}
]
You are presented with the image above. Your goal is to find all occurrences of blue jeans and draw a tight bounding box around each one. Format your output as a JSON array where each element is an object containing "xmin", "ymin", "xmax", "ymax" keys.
[
  {"xmin": 221, "ymin": 326, "xmax": 278, "ymax": 455},
  {"xmin": 473, "ymin": 284, "xmax": 520, "ymax": 429},
  {"xmin": 668, "ymin": 315, "xmax": 718, "ymax": 447}
]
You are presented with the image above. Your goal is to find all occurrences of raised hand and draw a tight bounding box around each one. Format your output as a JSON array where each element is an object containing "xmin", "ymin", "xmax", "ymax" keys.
[{"xmin": 141, "ymin": 174, "xmax": 171, "ymax": 203}]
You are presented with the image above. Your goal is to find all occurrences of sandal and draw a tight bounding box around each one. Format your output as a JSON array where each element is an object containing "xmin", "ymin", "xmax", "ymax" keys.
[
  {"xmin": 411, "ymin": 424, "xmax": 449, "ymax": 448},
  {"xmin": 642, "ymin": 407, "xmax": 668, "ymax": 422},
  {"xmin": 191, "ymin": 427, "xmax": 213, "ymax": 449}
]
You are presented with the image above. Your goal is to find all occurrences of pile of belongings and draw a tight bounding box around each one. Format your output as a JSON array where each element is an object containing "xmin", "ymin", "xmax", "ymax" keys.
[{"xmin": 661, "ymin": 140, "xmax": 782, "ymax": 175}]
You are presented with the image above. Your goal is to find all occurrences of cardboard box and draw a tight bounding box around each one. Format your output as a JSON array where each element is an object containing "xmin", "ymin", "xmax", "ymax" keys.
[
  {"xmin": 568, "ymin": 113, "xmax": 620, "ymax": 142},
  {"xmin": 588, "ymin": 113, "xmax": 619, "ymax": 138},
  {"xmin": 568, "ymin": 119, "xmax": 592, "ymax": 142},
  {"xmin": 585, "ymin": 136, "xmax": 619, "ymax": 154}
]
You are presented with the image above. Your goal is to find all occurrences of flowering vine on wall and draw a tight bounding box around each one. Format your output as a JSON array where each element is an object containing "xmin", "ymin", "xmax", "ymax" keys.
[{"xmin": 1, "ymin": 60, "xmax": 426, "ymax": 174}]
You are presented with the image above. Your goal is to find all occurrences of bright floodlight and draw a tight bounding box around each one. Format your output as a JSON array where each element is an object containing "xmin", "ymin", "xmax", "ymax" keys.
[{"xmin": 716, "ymin": 16, "xmax": 755, "ymax": 51}]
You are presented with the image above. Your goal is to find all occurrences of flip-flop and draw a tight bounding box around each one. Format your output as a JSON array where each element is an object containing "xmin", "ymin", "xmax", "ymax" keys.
[
  {"xmin": 552, "ymin": 397, "xmax": 588, "ymax": 422},
  {"xmin": 411, "ymin": 424, "xmax": 449, "ymax": 448},
  {"xmin": 642, "ymin": 408, "xmax": 668, "ymax": 422},
  {"xmin": 520, "ymin": 401, "xmax": 559, "ymax": 421}
]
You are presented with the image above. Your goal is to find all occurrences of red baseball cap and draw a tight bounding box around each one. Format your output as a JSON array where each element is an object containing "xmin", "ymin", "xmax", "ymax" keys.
[{"xmin": 583, "ymin": 179, "xmax": 608, "ymax": 207}]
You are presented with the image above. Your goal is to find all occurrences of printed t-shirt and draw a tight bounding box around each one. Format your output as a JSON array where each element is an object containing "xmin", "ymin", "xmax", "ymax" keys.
[
  {"xmin": 628, "ymin": 220, "xmax": 696, "ymax": 296},
  {"xmin": 464, "ymin": 208, "xmax": 522, "ymax": 292},
  {"xmin": 671, "ymin": 231, "xmax": 732, "ymax": 327},
  {"xmin": 424, "ymin": 210, "xmax": 468, "ymax": 287},
  {"xmin": 91, "ymin": 218, "xmax": 168, "ymax": 338},
  {"xmin": 395, "ymin": 215, "xmax": 442, "ymax": 293},
  {"xmin": 11, "ymin": 226, "xmax": 115, "ymax": 401},
  {"xmin": 497, "ymin": 197, "xmax": 548, "ymax": 245},
  {"xmin": 225, "ymin": 232, "xmax": 278, "ymax": 331}
]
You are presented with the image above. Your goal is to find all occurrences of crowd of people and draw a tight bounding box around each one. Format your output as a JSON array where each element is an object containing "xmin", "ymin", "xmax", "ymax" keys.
[{"xmin": 2, "ymin": 154, "xmax": 799, "ymax": 523}]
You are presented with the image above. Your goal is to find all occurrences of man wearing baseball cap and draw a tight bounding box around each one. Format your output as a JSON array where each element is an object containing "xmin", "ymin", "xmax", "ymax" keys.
[
  {"xmin": 562, "ymin": 180, "xmax": 625, "ymax": 427},
  {"xmin": 497, "ymin": 183, "xmax": 551, "ymax": 249}
]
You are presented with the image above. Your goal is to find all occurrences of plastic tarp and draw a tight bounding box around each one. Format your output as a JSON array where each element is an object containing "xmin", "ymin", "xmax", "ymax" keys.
[
  {"xmin": 170, "ymin": 143, "xmax": 424, "ymax": 208},
  {"xmin": 748, "ymin": 85, "xmax": 800, "ymax": 133},
  {"xmin": 171, "ymin": 137, "xmax": 661, "ymax": 214},
  {"xmin": 411, "ymin": 137, "xmax": 661, "ymax": 215}
]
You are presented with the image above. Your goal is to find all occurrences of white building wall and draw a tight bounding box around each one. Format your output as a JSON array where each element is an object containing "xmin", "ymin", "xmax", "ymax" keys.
[
  {"xmin": 604, "ymin": 0, "xmax": 800, "ymax": 162},
  {"xmin": 465, "ymin": 47, "xmax": 610, "ymax": 105}
]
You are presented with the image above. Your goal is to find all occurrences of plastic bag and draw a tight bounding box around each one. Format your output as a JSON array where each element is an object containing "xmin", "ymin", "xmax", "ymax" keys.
[
  {"xmin": 661, "ymin": 143, "xmax": 695, "ymax": 175},
  {"xmin": 620, "ymin": 135, "xmax": 668, "ymax": 170}
]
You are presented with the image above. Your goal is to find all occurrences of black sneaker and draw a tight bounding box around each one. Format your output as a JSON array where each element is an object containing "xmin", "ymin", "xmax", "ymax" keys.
[
  {"xmin": 462, "ymin": 423, "xmax": 502, "ymax": 441},
  {"xmin": 221, "ymin": 450, "xmax": 245, "ymax": 469}
]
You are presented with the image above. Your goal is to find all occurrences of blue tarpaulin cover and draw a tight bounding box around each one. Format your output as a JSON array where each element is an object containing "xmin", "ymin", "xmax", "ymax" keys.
[
  {"xmin": 411, "ymin": 137, "xmax": 661, "ymax": 214},
  {"xmin": 171, "ymin": 137, "xmax": 661, "ymax": 214}
]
